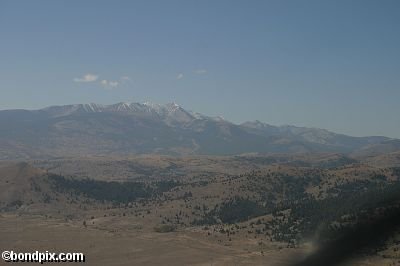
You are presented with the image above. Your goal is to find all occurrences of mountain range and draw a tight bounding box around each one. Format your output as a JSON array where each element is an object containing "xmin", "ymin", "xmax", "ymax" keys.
[{"xmin": 0, "ymin": 102, "xmax": 398, "ymax": 159}]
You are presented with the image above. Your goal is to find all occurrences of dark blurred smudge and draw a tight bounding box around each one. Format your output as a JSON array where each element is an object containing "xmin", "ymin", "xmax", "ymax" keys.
[{"xmin": 289, "ymin": 206, "xmax": 400, "ymax": 266}]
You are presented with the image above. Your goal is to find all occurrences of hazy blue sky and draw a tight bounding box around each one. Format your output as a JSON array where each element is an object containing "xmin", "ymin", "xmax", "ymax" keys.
[{"xmin": 0, "ymin": 0, "xmax": 399, "ymax": 138}]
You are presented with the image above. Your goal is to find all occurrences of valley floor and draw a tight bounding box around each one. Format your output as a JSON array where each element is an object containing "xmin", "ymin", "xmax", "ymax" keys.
[
  {"xmin": 0, "ymin": 214, "xmax": 303, "ymax": 266},
  {"xmin": 2, "ymin": 155, "xmax": 400, "ymax": 266},
  {"xmin": 0, "ymin": 214, "xmax": 395, "ymax": 266}
]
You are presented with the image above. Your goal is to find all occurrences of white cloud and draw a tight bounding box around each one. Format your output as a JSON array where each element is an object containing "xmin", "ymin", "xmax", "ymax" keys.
[
  {"xmin": 74, "ymin": 74, "xmax": 130, "ymax": 89},
  {"xmin": 194, "ymin": 69, "xmax": 207, "ymax": 75},
  {"xmin": 120, "ymin": 76, "xmax": 133, "ymax": 85},
  {"xmin": 109, "ymin": 81, "xmax": 119, "ymax": 87},
  {"xmin": 100, "ymin": 79, "xmax": 119, "ymax": 89},
  {"xmin": 73, "ymin": 73, "xmax": 98, "ymax": 83},
  {"xmin": 177, "ymin": 73, "xmax": 184, "ymax": 80}
]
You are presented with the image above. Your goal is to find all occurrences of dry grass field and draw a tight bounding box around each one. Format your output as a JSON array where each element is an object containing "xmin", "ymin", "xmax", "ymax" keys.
[
  {"xmin": 0, "ymin": 214, "xmax": 306, "ymax": 266},
  {"xmin": 1, "ymin": 154, "xmax": 400, "ymax": 265}
]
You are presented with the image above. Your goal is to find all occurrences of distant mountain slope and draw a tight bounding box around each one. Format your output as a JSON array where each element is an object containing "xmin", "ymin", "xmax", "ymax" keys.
[
  {"xmin": 240, "ymin": 120, "xmax": 389, "ymax": 152},
  {"xmin": 0, "ymin": 102, "xmax": 397, "ymax": 159}
]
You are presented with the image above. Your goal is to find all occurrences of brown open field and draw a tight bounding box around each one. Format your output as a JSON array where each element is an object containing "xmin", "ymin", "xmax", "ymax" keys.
[
  {"xmin": 1, "ymin": 155, "xmax": 400, "ymax": 265},
  {"xmin": 0, "ymin": 214, "xmax": 306, "ymax": 266}
]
